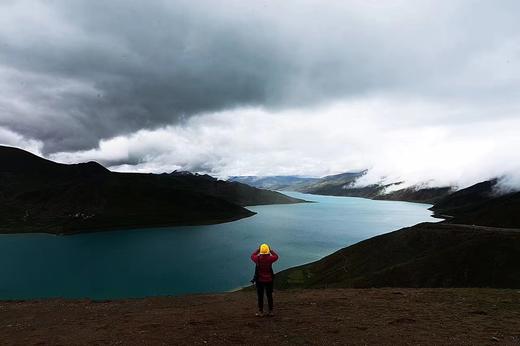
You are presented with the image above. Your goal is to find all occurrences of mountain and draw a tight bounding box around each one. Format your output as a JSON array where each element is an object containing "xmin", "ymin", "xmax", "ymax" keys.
[
  {"xmin": 293, "ymin": 171, "xmax": 366, "ymax": 192},
  {"xmin": 231, "ymin": 171, "xmax": 453, "ymax": 204},
  {"xmin": 227, "ymin": 175, "xmax": 319, "ymax": 190},
  {"xmin": 299, "ymin": 171, "xmax": 453, "ymax": 203},
  {"xmin": 374, "ymin": 185, "xmax": 454, "ymax": 204},
  {"xmin": 228, "ymin": 171, "xmax": 366, "ymax": 193},
  {"xmin": 164, "ymin": 172, "xmax": 307, "ymax": 206},
  {"xmin": 431, "ymin": 179, "xmax": 520, "ymax": 228},
  {"xmin": 0, "ymin": 146, "xmax": 305, "ymax": 234},
  {"xmin": 275, "ymin": 222, "xmax": 520, "ymax": 289},
  {"xmin": 273, "ymin": 178, "xmax": 520, "ymax": 290}
]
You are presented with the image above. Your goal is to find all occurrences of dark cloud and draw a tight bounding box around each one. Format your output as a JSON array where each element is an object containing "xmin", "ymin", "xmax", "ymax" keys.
[{"xmin": 0, "ymin": 0, "xmax": 519, "ymax": 154}]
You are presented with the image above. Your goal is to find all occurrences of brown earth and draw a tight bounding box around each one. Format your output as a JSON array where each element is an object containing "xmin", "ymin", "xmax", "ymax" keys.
[{"xmin": 1, "ymin": 288, "xmax": 520, "ymax": 345}]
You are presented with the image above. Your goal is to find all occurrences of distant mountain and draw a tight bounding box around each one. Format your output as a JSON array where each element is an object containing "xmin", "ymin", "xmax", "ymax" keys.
[
  {"xmin": 0, "ymin": 146, "xmax": 305, "ymax": 234},
  {"xmin": 228, "ymin": 171, "xmax": 366, "ymax": 192},
  {"xmin": 374, "ymin": 186, "xmax": 454, "ymax": 204},
  {"xmin": 303, "ymin": 175, "xmax": 520, "ymax": 227},
  {"xmin": 227, "ymin": 175, "xmax": 319, "ymax": 190},
  {"xmin": 293, "ymin": 171, "xmax": 366, "ymax": 192},
  {"xmin": 431, "ymin": 179, "xmax": 520, "ymax": 228},
  {"xmin": 299, "ymin": 171, "xmax": 453, "ymax": 203},
  {"xmin": 275, "ymin": 222, "xmax": 520, "ymax": 289},
  {"xmin": 231, "ymin": 171, "xmax": 453, "ymax": 204}
]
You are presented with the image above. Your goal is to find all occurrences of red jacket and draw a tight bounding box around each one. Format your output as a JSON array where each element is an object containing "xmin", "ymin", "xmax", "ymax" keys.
[{"xmin": 251, "ymin": 249, "xmax": 279, "ymax": 283}]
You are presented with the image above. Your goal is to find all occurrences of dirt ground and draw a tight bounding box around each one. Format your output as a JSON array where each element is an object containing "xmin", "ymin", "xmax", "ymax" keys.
[{"xmin": 1, "ymin": 288, "xmax": 519, "ymax": 345}]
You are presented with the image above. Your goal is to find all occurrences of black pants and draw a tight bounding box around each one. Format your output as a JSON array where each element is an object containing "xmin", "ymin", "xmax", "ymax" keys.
[{"xmin": 256, "ymin": 281, "xmax": 273, "ymax": 312}]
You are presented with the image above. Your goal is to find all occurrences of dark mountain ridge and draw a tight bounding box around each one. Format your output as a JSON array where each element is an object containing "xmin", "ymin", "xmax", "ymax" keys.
[
  {"xmin": 431, "ymin": 178, "xmax": 520, "ymax": 228},
  {"xmin": 0, "ymin": 146, "xmax": 305, "ymax": 234}
]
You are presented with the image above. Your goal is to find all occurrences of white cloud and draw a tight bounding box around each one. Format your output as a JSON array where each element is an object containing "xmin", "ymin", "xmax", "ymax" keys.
[
  {"xmin": 49, "ymin": 97, "xmax": 520, "ymax": 189},
  {"xmin": 0, "ymin": 126, "xmax": 43, "ymax": 155},
  {"xmin": 1, "ymin": 0, "xmax": 520, "ymax": 152}
]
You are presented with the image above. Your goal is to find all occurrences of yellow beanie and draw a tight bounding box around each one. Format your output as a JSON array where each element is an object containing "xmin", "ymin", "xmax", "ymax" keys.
[{"xmin": 259, "ymin": 243, "xmax": 270, "ymax": 255}]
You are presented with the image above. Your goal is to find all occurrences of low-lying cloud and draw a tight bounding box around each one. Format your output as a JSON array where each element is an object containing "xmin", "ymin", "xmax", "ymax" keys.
[{"xmin": 48, "ymin": 100, "xmax": 520, "ymax": 190}]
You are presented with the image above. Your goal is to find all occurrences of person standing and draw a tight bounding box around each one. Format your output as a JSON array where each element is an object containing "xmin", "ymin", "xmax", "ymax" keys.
[{"xmin": 250, "ymin": 243, "xmax": 279, "ymax": 317}]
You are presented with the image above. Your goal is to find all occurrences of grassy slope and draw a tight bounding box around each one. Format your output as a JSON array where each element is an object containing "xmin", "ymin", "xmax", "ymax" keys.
[{"xmin": 275, "ymin": 222, "xmax": 520, "ymax": 289}]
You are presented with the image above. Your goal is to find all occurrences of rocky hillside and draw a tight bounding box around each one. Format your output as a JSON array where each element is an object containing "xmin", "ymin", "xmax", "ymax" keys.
[
  {"xmin": 275, "ymin": 222, "xmax": 520, "ymax": 289},
  {"xmin": 0, "ymin": 146, "xmax": 305, "ymax": 234}
]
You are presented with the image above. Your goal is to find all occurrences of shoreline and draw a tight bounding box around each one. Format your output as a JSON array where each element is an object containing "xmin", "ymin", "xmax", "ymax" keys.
[
  {"xmin": 280, "ymin": 189, "xmax": 437, "ymax": 206},
  {"xmin": 0, "ymin": 198, "xmax": 311, "ymax": 236},
  {"xmin": 0, "ymin": 212, "xmax": 257, "ymax": 236},
  {"xmin": 0, "ymin": 191, "xmax": 424, "ymax": 236}
]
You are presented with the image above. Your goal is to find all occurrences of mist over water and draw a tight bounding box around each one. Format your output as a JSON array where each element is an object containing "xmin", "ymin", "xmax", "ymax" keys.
[{"xmin": 0, "ymin": 192, "xmax": 437, "ymax": 300}]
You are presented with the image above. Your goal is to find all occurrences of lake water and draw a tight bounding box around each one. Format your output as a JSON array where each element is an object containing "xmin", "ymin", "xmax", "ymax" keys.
[{"xmin": 0, "ymin": 192, "xmax": 438, "ymax": 300}]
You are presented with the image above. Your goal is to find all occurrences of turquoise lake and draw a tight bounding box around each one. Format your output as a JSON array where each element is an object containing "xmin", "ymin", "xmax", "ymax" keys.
[{"xmin": 0, "ymin": 192, "xmax": 439, "ymax": 300}]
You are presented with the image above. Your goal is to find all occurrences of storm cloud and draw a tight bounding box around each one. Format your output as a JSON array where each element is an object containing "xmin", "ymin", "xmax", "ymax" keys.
[{"xmin": 1, "ymin": 0, "xmax": 520, "ymax": 187}]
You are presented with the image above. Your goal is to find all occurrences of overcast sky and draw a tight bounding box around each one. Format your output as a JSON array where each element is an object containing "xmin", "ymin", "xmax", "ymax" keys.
[{"xmin": 0, "ymin": 0, "xmax": 519, "ymax": 188}]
